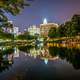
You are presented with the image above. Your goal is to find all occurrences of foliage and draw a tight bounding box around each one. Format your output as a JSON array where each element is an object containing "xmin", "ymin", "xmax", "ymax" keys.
[
  {"xmin": 0, "ymin": 0, "xmax": 30, "ymax": 30},
  {"xmin": 0, "ymin": 30, "xmax": 14, "ymax": 39},
  {"xmin": 0, "ymin": 48, "xmax": 13, "ymax": 72},
  {"xmin": 71, "ymin": 15, "xmax": 80, "ymax": 35},
  {"xmin": 17, "ymin": 32, "xmax": 35, "ymax": 40},
  {"xmin": 0, "ymin": 0, "xmax": 30, "ymax": 15},
  {"xmin": 0, "ymin": 0, "xmax": 30, "ymax": 40},
  {"xmin": 49, "ymin": 46, "xmax": 80, "ymax": 70},
  {"xmin": 57, "ymin": 24, "xmax": 65, "ymax": 37},
  {"xmin": 48, "ymin": 14, "xmax": 80, "ymax": 38},
  {"xmin": 48, "ymin": 27, "xmax": 57, "ymax": 38}
]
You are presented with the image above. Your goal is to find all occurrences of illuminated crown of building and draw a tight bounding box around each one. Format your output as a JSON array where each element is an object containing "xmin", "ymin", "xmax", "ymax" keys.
[
  {"xmin": 8, "ymin": 21, "xmax": 13, "ymax": 24},
  {"xmin": 43, "ymin": 18, "xmax": 47, "ymax": 24}
]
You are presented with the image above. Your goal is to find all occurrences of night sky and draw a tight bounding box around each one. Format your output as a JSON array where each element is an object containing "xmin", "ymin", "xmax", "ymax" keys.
[{"xmin": 7, "ymin": 0, "xmax": 80, "ymax": 32}]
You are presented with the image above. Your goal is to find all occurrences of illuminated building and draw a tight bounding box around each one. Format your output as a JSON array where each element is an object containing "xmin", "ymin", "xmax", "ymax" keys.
[
  {"xmin": 2, "ymin": 27, "xmax": 12, "ymax": 33},
  {"xmin": 2, "ymin": 20, "xmax": 19, "ymax": 36},
  {"xmin": 40, "ymin": 18, "xmax": 59, "ymax": 37},
  {"xmin": 13, "ymin": 27, "xmax": 19, "ymax": 36},
  {"xmin": 28, "ymin": 25, "xmax": 40, "ymax": 36},
  {"xmin": 2, "ymin": 21, "xmax": 12, "ymax": 33}
]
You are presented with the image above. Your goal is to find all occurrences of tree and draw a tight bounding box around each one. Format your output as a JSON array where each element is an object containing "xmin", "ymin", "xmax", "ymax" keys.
[
  {"xmin": 0, "ymin": 0, "xmax": 30, "ymax": 30},
  {"xmin": 57, "ymin": 24, "xmax": 65, "ymax": 37},
  {"xmin": 57, "ymin": 14, "xmax": 80, "ymax": 37},
  {"xmin": 0, "ymin": 0, "xmax": 30, "ymax": 15},
  {"xmin": 17, "ymin": 32, "xmax": 35, "ymax": 40},
  {"xmin": 0, "ymin": 11, "xmax": 8, "ymax": 28},
  {"xmin": 48, "ymin": 27, "xmax": 57, "ymax": 38},
  {"xmin": 71, "ymin": 14, "xmax": 80, "ymax": 35},
  {"xmin": 64, "ymin": 21, "xmax": 73, "ymax": 37},
  {"xmin": 0, "ymin": 0, "xmax": 30, "ymax": 40}
]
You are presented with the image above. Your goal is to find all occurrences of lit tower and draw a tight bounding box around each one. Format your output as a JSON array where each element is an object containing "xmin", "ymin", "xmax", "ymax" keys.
[{"xmin": 43, "ymin": 18, "xmax": 47, "ymax": 24}]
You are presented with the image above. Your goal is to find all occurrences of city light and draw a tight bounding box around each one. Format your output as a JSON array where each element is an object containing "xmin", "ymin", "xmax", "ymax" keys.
[
  {"xmin": 44, "ymin": 58, "xmax": 48, "ymax": 64},
  {"xmin": 43, "ymin": 18, "xmax": 47, "ymax": 24},
  {"xmin": 8, "ymin": 21, "xmax": 13, "ymax": 24}
]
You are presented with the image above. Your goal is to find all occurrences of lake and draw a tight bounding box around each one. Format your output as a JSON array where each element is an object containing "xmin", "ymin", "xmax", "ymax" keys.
[{"xmin": 0, "ymin": 44, "xmax": 80, "ymax": 80}]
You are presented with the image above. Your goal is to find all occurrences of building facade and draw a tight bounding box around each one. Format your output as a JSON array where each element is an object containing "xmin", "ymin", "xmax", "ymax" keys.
[
  {"xmin": 28, "ymin": 25, "xmax": 40, "ymax": 36},
  {"xmin": 2, "ymin": 23, "xmax": 19, "ymax": 36},
  {"xmin": 40, "ymin": 19, "xmax": 59, "ymax": 37},
  {"xmin": 13, "ymin": 27, "xmax": 19, "ymax": 36}
]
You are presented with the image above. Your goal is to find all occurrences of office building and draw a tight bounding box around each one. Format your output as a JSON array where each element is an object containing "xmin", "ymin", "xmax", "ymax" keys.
[
  {"xmin": 40, "ymin": 18, "xmax": 59, "ymax": 37},
  {"xmin": 28, "ymin": 25, "xmax": 40, "ymax": 36}
]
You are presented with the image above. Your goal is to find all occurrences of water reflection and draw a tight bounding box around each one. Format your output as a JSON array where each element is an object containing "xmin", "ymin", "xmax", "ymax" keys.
[
  {"xmin": 0, "ymin": 44, "xmax": 80, "ymax": 73},
  {"xmin": 47, "ymin": 43, "xmax": 80, "ymax": 49},
  {"xmin": 0, "ymin": 47, "xmax": 14, "ymax": 72},
  {"xmin": 18, "ymin": 45, "xmax": 80, "ymax": 70},
  {"xmin": 48, "ymin": 47, "xmax": 80, "ymax": 70},
  {"xmin": 13, "ymin": 47, "xmax": 19, "ymax": 58}
]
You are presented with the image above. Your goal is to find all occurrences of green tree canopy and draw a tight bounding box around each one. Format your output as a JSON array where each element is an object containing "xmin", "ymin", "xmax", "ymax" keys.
[
  {"xmin": 71, "ymin": 14, "xmax": 80, "ymax": 35},
  {"xmin": 57, "ymin": 24, "xmax": 65, "ymax": 37},
  {"xmin": 0, "ymin": 0, "xmax": 30, "ymax": 29},
  {"xmin": 48, "ymin": 14, "xmax": 80, "ymax": 38},
  {"xmin": 0, "ymin": 0, "xmax": 30, "ymax": 15},
  {"xmin": 48, "ymin": 27, "xmax": 57, "ymax": 38}
]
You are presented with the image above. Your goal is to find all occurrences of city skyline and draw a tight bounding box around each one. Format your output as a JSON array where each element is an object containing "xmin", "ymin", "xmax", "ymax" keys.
[{"xmin": 7, "ymin": 0, "xmax": 80, "ymax": 31}]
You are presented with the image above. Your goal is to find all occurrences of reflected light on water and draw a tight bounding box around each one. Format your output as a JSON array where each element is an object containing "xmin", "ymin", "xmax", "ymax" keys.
[
  {"xmin": 13, "ymin": 47, "xmax": 19, "ymax": 58},
  {"xmin": 0, "ymin": 44, "xmax": 80, "ymax": 80},
  {"xmin": 44, "ymin": 58, "xmax": 48, "ymax": 64},
  {"xmin": 47, "ymin": 43, "xmax": 80, "ymax": 49}
]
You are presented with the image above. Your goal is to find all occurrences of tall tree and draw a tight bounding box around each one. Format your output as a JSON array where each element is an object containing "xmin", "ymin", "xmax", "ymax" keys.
[
  {"xmin": 57, "ymin": 24, "xmax": 65, "ymax": 37},
  {"xmin": 0, "ymin": 0, "xmax": 30, "ymax": 15},
  {"xmin": 64, "ymin": 21, "xmax": 73, "ymax": 37},
  {"xmin": 0, "ymin": 0, "xmax": 30, "ymax": 29},
  {"xmin": 71, "ymin": 14, "xmax": 80, "ymax": 35},
  {"xmin": 48, "ymin": 27, "xmax": 57, "ymax": 38}
]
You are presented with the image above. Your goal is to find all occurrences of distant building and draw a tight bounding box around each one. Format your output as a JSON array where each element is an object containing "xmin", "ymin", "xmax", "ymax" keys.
[
  {"xmin": 3, "ymin": 27, "xmax": 19, "ymax": 36},
  {"xmin": 13, "ymin": 27, "xmax": 19, "ymax": 36},
  {"xmin": 2, "ymin": 20, "xmax": 13, "ymax": 33},
  {"xmin": 2, "ymin": 27, "xmax": 12, "ymax": 33},
  {"xmin": 2, "ymin": 20, "xmax": 19, "ymax": 36},
  {"xmin": 28, "ymin": 25, "xmax": 40, "ymax": 35},
  {"xmin": 40, "ymin": 18, "xmax": 59, "ymax": 37}
]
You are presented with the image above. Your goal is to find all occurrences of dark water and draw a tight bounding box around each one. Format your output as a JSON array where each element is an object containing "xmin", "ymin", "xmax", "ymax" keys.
[{"xmin": 0, "ymin": 45, "xmax": 80, "ymax": 80}]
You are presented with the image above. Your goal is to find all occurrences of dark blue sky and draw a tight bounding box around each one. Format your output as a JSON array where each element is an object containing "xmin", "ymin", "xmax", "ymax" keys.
[{"xmin": 7, "ymin": 0, "xmax": 80, "ymax": 31}]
